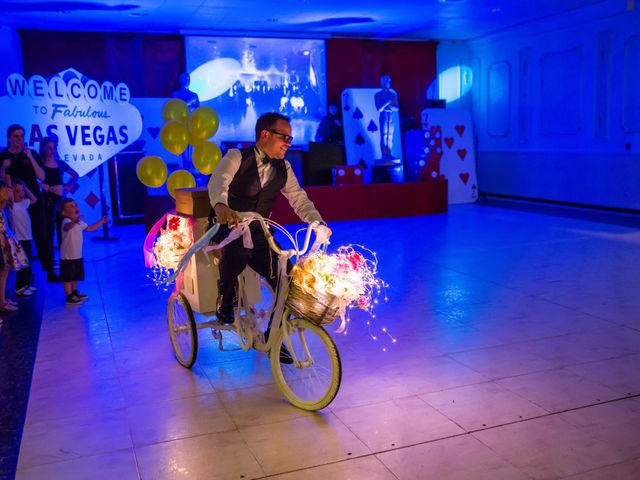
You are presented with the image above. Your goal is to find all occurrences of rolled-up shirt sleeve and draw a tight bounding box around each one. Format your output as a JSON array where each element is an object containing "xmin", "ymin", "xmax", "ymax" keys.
[
  {"xmin": 281, "ymin": 160, "xmax": 324, "ymax": 224},
  {"xmin": 208, "ymin": 149, "xmax": 242, "ymax": 208}
]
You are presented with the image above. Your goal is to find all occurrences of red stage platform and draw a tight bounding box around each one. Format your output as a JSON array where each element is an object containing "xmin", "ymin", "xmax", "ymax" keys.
[
  {"xmin": 271, "ymin": 179, "xmax": 447, "ymax": 224},
  {"xmin": 144, "ymin": 179, "xmax": 447, "ymax": 230}
]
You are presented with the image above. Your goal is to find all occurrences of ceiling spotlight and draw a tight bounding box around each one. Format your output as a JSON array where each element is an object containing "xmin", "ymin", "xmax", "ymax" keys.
[
  {"xmin": 266, "ymin": 18, "xmax": 278, "ymax": 22},
  {"xmin": 437, "ymin": 0, "xmax": 468, "ymax": 3}
]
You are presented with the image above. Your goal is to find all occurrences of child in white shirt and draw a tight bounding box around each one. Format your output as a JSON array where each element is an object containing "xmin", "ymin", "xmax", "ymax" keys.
[
  {"xmin": 0, "ymin": 181, "xmax": 28, "ymax": 312},
  {"xmin": 59, "ymin": 198, "xmax": 107, "ymax": 305},
  {"xmin": 11, "ymin": 179, "xmax": 37, "ymax": 296}
]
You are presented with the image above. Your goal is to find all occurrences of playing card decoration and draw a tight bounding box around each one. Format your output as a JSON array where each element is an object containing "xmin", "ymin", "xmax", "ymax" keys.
[
  {"xmin": 342, "ymin": 92, "xmax": 351, "ymax": 112},
  {"xmin": 341, "ymin": 88, "xmax": 403, "ymax": 183},
  {"xmin": 403, "ymin": 108, "xmax": 478, "ymax": 204},
  {"xmin": 444, "ymin": 137, "xmax": 454, "ymax": 149}
]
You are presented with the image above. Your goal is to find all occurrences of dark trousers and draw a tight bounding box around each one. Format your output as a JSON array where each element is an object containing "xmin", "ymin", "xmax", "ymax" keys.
[
  {"xmin": 28, "ymin": 195, "xmax": 54, "ymax": 272},
  {"xmin": 218, "ymin": 227, "xmax": 292, "ymax": 311},
  {"xmin": 43, "ymin": 192, "xmax": 62, "ymax": 251},
  {"xmin": 16, "ymin": 240, "xmax": 33, "ymax": 290}
]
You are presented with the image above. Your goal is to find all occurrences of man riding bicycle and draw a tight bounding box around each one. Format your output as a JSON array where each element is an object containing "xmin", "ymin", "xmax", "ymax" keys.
[{"xmin": 207, "ymin": 112, "xmax": 331, "ymax": 329}]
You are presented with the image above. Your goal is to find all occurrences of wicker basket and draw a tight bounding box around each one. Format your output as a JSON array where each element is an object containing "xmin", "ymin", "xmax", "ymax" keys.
[{"xmin": 286, "ymin": 277, "xmax": 341, "ymax": 326}]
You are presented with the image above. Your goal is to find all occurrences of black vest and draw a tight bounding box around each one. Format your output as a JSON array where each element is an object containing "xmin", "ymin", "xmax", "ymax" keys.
[
  {"xmin": 227, "ymin": 147, "xmax": 287, "ymax": 217},
  {"xmin": 209, "ymin": 147, "xmax": 288, "ymax": 237}
]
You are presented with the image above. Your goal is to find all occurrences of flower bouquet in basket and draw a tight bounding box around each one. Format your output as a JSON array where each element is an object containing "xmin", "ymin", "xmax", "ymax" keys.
[{"xmin": 286, "ymin": 245, "xmax": 385, "ymax": 331}]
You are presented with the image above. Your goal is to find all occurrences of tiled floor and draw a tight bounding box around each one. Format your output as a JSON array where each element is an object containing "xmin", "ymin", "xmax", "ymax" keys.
[{"xmin": 14, "ymin": 204, "xmax": 640, "ymax": 479}]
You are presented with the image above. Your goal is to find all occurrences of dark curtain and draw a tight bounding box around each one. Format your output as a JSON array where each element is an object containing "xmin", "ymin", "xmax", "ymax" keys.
[
  {"xmin": 20, "ymin": 30, "xmax": 109, "ymax": 80},
  {"xmin": 19, "ymin": 30, "xmax": 184, "ymax": 97},
  {"xmin": 327, "ymin": 38, "xmax": 437, "ymax": 124}
]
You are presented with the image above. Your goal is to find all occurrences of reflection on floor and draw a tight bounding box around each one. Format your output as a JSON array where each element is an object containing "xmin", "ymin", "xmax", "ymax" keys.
[
  {"xmin": 0, "ymin": 272, "xmax": 45, "ymax": 479},
  {"xmin": 13, "ymin": 204, "xmax": 640, "ymax": 479}
]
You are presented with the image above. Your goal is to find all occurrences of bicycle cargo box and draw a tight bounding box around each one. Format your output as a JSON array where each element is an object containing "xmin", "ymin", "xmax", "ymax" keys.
[{"xmin": 175, "ymin": 187, "xmax": 211, "ymax": 218}]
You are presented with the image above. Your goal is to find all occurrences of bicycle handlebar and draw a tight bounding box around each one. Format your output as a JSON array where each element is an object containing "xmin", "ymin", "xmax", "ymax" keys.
[{"xmin": 234, "ymin": 212, "xmax": 323, "ymax": 259}]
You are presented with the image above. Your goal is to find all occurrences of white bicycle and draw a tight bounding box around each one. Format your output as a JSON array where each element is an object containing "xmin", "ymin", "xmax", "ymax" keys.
[{"xmin": 167, "ymin": 213, "xmax": 342, "ymax": 411}]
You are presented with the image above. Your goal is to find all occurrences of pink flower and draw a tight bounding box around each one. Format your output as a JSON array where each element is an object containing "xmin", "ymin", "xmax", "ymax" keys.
[
  {"xmin": 348, "ymin": 252, "xmax": 364, "ymax": 270},
  {"xmin": 357, "ymin": 296, "xmax": 370, "ymax": 309}
]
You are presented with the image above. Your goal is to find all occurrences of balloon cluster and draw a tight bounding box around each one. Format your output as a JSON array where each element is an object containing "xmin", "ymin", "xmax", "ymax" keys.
[{"xmin": 136, "ymin": 99, "xmax": 222, "ymax": 198}]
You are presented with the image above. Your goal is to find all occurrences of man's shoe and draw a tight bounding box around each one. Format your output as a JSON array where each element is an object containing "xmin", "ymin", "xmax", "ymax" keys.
[
  {"xmin": 47, "ymin": 271, "xmax": 61, "ymax": 283},
  {"xmin": 215, "ymin": 308, "xmax": 234, "ymax": 325},
  {"xmin": 279, "ymin": 345, "xmax": 294, "ymax": 365},
  {"xmin": 264, "ymin": 329, "xmax": 294, "ymax": 364}
]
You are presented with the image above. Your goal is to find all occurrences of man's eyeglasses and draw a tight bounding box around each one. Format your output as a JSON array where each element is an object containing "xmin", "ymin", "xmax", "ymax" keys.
[{"xmin": 268, "ymin": 130, "xmax": 294, "ymax": 144}]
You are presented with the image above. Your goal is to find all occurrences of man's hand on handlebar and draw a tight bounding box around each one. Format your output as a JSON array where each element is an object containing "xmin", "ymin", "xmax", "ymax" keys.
[
  {"xmin": 214, "ymin": 203, "xmax": 241, "ymax": 227},
  {"xmin": 314, "ymin": 223, "xmax": 332, "ymax": 243}
]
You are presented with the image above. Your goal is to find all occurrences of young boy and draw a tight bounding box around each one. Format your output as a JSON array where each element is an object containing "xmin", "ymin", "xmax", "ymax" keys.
[
  {"xmin": 59, "ymin": 198, "xmax": 107, "ymax": 305},
  {"xmin": 11, "ymin": 179, "xmax": 37, "ymax": 296}
]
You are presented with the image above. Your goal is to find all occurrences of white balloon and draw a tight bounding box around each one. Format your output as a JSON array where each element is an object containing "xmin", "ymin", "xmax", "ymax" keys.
[{"xmin": 190, "ymin": 58, "xmax": 242, "ymax": 102}]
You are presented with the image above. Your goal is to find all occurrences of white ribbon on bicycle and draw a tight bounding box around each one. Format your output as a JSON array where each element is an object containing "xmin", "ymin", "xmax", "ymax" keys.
[
  {"xmin": 309, "ymin": 224, "xmax": 331, "ymax": 253},
  {"xmin": 163, "ymin": 221, "xmax": 255, "ymax": 285}
]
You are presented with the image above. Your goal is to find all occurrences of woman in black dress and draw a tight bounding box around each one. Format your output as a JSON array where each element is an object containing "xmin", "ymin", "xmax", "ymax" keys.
[{"xmin": 39, "ymin": 137, "xmax": 79, "ymax": 256}]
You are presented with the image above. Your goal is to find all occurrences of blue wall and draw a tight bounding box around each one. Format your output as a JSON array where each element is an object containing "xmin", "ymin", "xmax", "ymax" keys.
[{"xmin": 454, "ymin": 0, "xmax": 640, "ymax": 211}]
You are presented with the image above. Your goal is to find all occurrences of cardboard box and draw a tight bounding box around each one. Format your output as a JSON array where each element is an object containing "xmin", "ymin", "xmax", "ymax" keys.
[{"xmin": 175, "ymin": 187, "xmax": 211, "ymax": 218}]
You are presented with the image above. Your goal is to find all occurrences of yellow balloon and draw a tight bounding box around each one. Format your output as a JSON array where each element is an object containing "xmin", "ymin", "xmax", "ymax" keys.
[
  {"xmin": 188, "ymin": 131, "xmax": 202, "ymax": 147},
  {"xmin": 162, "ymin": 99, "xmax": 189, "ymax": 124},
  {"xmin": 189, "ymin": 106, "xmax": 219, "ymax": 140},
  {"xmin": 160, "ymin": 121, "xmax": 189, "ymax": 155},
  {"xmin": 136, "ymin": 155, "xmax": 167, "ymax": 188},
  {"xmin": 192, "ymin": 141, "xmax": 222, "ymax": 175},
  {"xmin": 166, "ymin": 169, "xmax": 196, "ymax": 198}
]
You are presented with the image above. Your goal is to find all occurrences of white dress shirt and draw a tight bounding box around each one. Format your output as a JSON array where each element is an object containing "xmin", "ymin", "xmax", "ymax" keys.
[{"xmin": 208, "ymin": 147, "xmax": 324, "ymax": 224}]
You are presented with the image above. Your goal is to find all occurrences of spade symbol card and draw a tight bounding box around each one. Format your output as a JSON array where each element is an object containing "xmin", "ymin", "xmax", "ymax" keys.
[{"xmin": 341, "ymin": 88, "xmax": 403, "ymax": 183}]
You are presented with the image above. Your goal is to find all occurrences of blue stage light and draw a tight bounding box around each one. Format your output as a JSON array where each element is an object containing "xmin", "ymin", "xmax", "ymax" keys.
[{"xmin": 432, "ymin": 65, "xmax": 474, "ymax": 104}]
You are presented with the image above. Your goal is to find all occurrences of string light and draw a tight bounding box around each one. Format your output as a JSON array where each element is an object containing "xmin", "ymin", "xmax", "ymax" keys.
[{"xmin": 148, "ymin": 265, "xmax": 174, "ymax": 289}]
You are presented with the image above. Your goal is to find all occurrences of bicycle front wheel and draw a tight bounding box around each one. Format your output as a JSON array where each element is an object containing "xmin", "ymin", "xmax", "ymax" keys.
[{"xmin": 270, "ymin": 317, "xmax": 342, "ymax": 411}]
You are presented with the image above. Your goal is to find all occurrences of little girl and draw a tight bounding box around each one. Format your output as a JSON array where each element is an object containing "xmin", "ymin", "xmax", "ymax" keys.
[{"xmin": 0, "ymin": 180, "xmax": 28, "ymax": 312}]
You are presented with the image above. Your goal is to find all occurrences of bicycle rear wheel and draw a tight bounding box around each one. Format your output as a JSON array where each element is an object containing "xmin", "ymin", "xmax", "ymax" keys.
[
  {"xmin": 270, "ymin": 317, "xmax": 342, "ymax": 411},
  {"xmin": 167, "ymin": 292, "xmax": 198, "ymax": 368}
]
